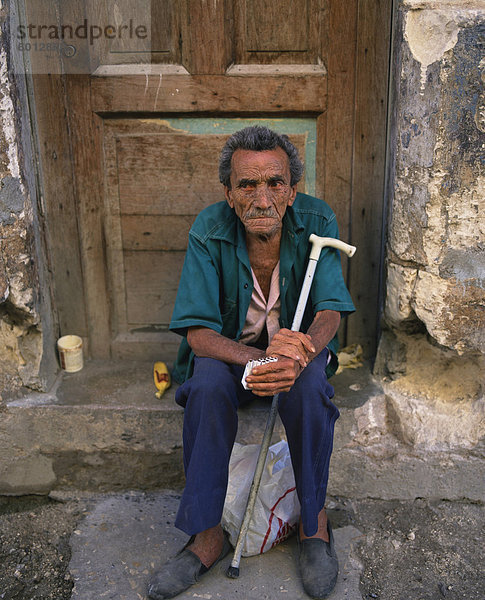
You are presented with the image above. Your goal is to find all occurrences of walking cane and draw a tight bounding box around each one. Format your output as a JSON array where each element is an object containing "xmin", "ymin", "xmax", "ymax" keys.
[{"xmin": 226, "ymin": 234, "xmax": 356, "ymax": 579}]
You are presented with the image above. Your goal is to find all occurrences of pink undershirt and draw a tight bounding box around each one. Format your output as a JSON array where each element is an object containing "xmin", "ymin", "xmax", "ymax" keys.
[{"xmin": 239, "ymin": 262, "xmax": 281, "ymax": 347}]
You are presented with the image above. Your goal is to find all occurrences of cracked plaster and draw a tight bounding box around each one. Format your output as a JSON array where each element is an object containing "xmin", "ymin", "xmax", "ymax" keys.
[{"xmin": 376, "ymin": 5, "xmax": 485, "ymax": 460}]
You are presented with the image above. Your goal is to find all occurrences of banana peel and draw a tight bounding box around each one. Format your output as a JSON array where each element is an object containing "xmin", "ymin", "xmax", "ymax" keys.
[{"xmin": 154, "ymin": 361, "xmax": 171, "ymax": 398}]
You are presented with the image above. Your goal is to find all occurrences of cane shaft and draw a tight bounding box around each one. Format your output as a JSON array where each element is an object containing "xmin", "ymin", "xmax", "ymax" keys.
[{"xmin": 229, "ymin": 393, "xmax": 279, "ymax": 572}]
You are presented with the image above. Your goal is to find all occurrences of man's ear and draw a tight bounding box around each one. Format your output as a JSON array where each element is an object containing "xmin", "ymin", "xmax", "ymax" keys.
[
  {"xmin": 224, "ymin": 186, "xmax": 234, "ymax": 208},
  {"xmin": 288, "ymin": 185, "xmax": 297, "ymax": 206}
]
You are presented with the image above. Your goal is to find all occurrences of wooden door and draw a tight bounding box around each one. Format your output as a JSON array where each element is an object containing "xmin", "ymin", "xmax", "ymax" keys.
[{"xmin": 25, "ymin": 0, "xmax": 391, "ymax": 360}]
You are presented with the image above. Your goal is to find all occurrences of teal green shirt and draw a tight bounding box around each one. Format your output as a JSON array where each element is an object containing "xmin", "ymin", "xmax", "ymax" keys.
[{"xmin": 170, "ymin": 192, "xmax": 355, "ymax": 383}]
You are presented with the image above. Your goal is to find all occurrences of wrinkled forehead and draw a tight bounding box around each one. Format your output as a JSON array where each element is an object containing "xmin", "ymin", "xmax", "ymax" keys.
[{"xmin": 230, "ymin": 148, "xmax": 291, "ymax": 181}]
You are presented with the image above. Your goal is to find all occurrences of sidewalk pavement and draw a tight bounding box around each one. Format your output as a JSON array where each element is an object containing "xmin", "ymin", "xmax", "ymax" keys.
[{"xmin": 68, "ymin": 491, "xmax": 364, "ymax": 600}]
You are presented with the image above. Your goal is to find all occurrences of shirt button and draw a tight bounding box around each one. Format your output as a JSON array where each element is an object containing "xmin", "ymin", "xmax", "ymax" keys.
[{"xmin": 244, "ymin": 283, "xmax": 248, "ymax": 289}]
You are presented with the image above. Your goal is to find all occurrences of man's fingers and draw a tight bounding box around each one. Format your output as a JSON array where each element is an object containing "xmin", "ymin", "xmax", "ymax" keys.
[
  {"xmin": 267, "ymin": 330, "xmax": 315, "ymax": 366},
  {"xmin": 265, "ymin": 345, "xmax": 307, "ymax": 367},
  {"xmin": 249, "ymin": 357, "xmax": 294, "ymax": 376},
  {"xmin": 251, "ymin": 384, "xmax": 292, "ymax": 396},
  {"xmin": 272, "ymin": 329, "xmax": 315, "ymax": 352},
  {"xmin": 265, "ymin": 343, "xmax": 307, "ymax": 368},
  {"xmin": 248, "ymin": 372, "xmax": 295, "ymax": 394},
  {"xmin": 246, "ymin": 357, "xmax": 300, "ymax": 394},
  {"xmin": 248, "ymin": 369, "xmax": 294, "ymax": 383}
]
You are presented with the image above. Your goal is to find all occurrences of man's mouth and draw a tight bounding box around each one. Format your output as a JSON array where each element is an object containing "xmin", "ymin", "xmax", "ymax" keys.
[{"xmin": 245, "ymin": 210, "xmax": 278, "ymax": 220}]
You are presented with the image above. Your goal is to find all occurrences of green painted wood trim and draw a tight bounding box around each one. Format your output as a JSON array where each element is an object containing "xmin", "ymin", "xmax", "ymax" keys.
[{"xmin": 159, "ymin": 117, "xmax": 317, "ymax": 196}]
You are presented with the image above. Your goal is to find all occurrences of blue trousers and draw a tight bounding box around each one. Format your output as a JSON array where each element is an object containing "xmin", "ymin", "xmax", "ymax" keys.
[{"xmin": 174, "ymin": 349, "xmax": 339, "ymax": 538}]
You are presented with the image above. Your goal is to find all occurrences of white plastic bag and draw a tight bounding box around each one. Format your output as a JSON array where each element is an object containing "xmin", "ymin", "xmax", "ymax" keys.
[{"xmin": 222, "ymin": 439, "xmax": 300, "ymax": 556}]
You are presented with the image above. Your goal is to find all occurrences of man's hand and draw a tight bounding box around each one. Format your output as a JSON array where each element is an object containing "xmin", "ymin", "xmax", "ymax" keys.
[
  {"xmin": 265, "ymin": 328, "xmax": 315, "ymax": 368},
  {"xmin": 244, "ymin": 356, "xmax": 302, "ymax": 396}
]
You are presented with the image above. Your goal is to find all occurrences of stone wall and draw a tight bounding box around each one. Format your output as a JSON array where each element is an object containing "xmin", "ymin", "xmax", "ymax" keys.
[
  {"xmin": 368, "ymin": 1, "xmax": 484, "ymax": 479},
  {"xmin": 0, "ymin": 3, "xmax": 56, "ymax": 399}
]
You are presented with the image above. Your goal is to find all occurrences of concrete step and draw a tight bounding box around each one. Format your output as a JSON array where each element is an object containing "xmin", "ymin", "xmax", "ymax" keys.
[
  {"xmin": 3, "ymin": 359, "xmax": 480, "ymax": 502},
  {"xmin": 0, "ymin": 360, "xmax": 379, "ymax": 496}
]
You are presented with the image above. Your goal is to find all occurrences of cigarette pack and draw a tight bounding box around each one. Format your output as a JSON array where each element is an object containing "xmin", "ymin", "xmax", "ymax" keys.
[{"xmin": 241, "ymin": 356, "xmax": 278, "ymax": 390}]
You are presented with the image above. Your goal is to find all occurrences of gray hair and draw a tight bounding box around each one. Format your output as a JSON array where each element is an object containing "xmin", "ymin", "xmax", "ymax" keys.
[{"xmin": 219, "ymin": 126, "xmax": 304, "ymax": 189}]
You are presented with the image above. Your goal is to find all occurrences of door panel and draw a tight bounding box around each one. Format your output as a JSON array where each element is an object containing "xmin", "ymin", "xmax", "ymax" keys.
[
  {"xmin": 103, "ymin": 117, "xmax": 318, "ymax": 358},
  {"xmin": 235, "ymin": 0, "xmax": 322, "ymax": 64},
  {"xmin": 124, "ymin": 252, "xmax": 186, "ymax": 325}
]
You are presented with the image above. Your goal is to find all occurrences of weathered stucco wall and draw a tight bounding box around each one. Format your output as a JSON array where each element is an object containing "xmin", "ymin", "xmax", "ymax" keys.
[
  {"xmin": 0, "ymin": 3, "xmax": 56, "ymax": 399},
  {"xmin": 369, "ymin": 1, "xmax": 485, "ymax": 475}
]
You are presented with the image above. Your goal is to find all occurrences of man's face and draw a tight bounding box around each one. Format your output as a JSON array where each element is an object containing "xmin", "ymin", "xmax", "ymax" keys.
[{"xmin": 224, "ymin": 148, "xmax": 297, "ymax": 239}]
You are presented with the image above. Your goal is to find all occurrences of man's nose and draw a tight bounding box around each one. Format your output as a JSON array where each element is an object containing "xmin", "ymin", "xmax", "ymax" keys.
[{"xmin": 253, "ymin": 183, "xmax": 272, "ymax": 207}]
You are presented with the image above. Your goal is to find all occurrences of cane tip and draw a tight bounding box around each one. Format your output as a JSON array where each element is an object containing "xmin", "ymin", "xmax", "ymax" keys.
[{"xmin": 226, "ymin": 565, "xmax": 240, "ymax": 579}]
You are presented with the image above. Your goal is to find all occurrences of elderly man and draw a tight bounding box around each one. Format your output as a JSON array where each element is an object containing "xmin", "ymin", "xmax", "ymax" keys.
[{"xmin": 147, "ymin": 126, "xmax": 355, "ymax": 600}]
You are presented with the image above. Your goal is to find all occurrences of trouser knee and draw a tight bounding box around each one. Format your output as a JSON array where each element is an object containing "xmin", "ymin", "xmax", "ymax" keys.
[
  {"xmin": 176, "ymin": 357, "xmax": 240, "ymax": 463},
  {"xmin": 278, "ymin": 352, "xmax": 338, "ymax": 422},
  {"xmin": 176, "ymin": 357, "xmax": 239, "ymax": 415}
]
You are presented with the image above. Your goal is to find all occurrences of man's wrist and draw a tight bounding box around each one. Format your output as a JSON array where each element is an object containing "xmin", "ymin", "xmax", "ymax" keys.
[{"xmin": 239, "ymin": 344, "xmax": 266, "ymax": 363}]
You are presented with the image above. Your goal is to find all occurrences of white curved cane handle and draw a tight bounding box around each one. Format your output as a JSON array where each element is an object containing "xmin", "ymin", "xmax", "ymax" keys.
[{"xmin": 309, "ymin": 234, "xmax": 357, "ymax": 260}]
